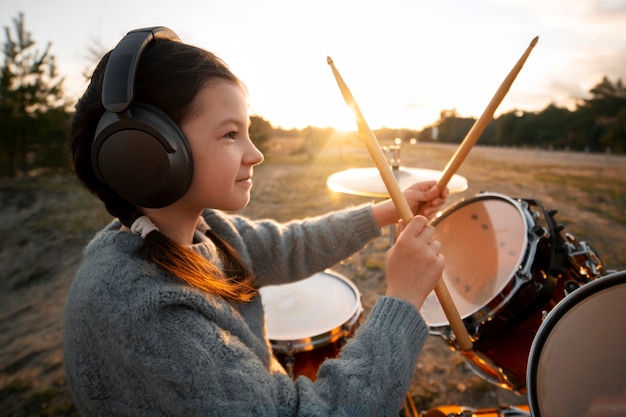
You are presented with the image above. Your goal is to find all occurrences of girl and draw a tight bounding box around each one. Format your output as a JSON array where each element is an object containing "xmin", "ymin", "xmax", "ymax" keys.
[{"xmin": 64, "ymin": 27, "xmax": 447, "ymax": 417}]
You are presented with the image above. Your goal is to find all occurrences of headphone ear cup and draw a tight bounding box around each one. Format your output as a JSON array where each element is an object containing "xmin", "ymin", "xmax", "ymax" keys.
[{"xmin": 92, "ymin": 103, "xmax": 193, "ymax": 208}]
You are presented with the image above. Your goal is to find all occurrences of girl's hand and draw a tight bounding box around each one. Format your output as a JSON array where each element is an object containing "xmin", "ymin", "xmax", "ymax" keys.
[
  {"xmin": 385, "ymin": 215, "xmax": 444, "ymax": 310},
  {"xmin": 371, "ymin": 181, "xmax": 449, "ymax": 228},
  {"xmin": 403, "ymin": 181, "xmax": 448, "ymax": 219}
]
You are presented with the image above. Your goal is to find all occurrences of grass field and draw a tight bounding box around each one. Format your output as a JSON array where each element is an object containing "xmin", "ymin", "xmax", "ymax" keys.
[{"xmin": 1, "ymin": 138, "xmax": 624, "ymax": 415}]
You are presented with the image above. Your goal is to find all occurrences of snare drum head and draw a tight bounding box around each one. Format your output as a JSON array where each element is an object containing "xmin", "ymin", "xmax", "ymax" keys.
[
  {"xmin": 260, "ymin": 271, "xmax": 360, "ymax": 341},
  {"xmin": 421, "ymin": 194, "xmax": 528, "ymax": 326},
  {"xmin": 527, "ymin": 271, "xmax": 626, "ymax": 417}
]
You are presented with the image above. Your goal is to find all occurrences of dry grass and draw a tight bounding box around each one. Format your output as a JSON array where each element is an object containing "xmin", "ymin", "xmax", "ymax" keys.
[{"xmin": 1, "ymin": 137, "xmax": 624, "ymax": 415}]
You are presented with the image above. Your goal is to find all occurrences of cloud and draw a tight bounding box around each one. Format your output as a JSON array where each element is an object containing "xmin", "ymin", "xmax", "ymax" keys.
[{"xmin": 591, "ymin": 0, "xmax": 626, "ymax": 14}]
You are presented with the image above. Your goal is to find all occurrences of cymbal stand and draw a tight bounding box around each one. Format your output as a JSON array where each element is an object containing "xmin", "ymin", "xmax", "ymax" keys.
[{"xmin": 382, "ymin": 139, "xmax": 402, "ymax": 244}]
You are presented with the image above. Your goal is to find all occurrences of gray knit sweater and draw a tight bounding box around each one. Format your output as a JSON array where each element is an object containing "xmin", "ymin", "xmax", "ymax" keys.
[{"xmin": 63, "ymin": 205, "xmax": 428, "ymax": 416}]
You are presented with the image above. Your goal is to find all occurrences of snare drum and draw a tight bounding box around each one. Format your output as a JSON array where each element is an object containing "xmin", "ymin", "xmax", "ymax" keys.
[
  {"xmin": 527, "ymin": 270, "xmax": 626, "ymax": 417},
  {"xmin": 420, "ymin": 193, "xmax": 604, "ymax": 393},
  {"xmin": 260, "ymin": 270, "xmax": 362, "ymax": 380}
]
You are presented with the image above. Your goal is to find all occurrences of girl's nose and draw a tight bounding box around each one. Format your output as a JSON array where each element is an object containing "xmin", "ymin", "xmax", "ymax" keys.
[{"xmin": 246, "ymin": 140, "xmax": 264, "ymax": 166}]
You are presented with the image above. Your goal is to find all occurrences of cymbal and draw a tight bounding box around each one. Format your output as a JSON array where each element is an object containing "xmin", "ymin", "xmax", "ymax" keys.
[{"xmin": 326, "ymin": 167, "xmax": 468, "ymax": 198}]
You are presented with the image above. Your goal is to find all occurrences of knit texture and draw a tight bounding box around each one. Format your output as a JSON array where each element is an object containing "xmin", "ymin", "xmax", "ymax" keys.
[{"xmin": 63, "ymin": 205, "xmax": 429, "ymax": 416}]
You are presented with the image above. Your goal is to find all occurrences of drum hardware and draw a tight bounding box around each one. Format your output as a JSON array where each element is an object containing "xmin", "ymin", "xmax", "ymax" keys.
[
  {"xmin": 563, "ymin": 280, "xmax": 580, "ymax": 296},
  {"xmin": 381, "ymin": 137, "xmax": 404, "ymax": 170},
  {"xmin": 420, "ymin": 193, "xmax": 605, "ymax": 393},
  {"xmin": 564, "ymin": 234, "xmax": 604, "ymax": 281},
  {"xmin": 530, "ymin": 224, "xmax": 547, "ymax": 238},
  {"xmin": 281, "ymin": 341, "xmax": 296, "ymax": 377},
  {"xmin": 419, "ymin": 404, "xmax": 531, "ymax": 416}
]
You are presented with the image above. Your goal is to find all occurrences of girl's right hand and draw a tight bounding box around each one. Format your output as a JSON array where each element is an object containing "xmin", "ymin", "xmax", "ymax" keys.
[{"xmin": 384, "ymin": 215, "xmax": 444, "ymax": 310}]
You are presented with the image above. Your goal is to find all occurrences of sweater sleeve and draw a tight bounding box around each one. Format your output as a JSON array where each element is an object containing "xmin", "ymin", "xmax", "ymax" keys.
[
  {"xmin": 292, "ymin": 296, "xmax": 428, "ymax": 416},
  {"xmin": 205, "ymin": 204, "xmax": 382, "ymax": 287}
]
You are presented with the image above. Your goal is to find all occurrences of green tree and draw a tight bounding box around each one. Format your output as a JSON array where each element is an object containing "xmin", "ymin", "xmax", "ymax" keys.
[
  {"xmin": 578, "ymin": 76, "xmax": 626, "ymax": 152},
  {"xmin": 0, "ymin": 12, "xmax": 68, "ymax": 177},
  {"xmin": 600, "ymin": 106, "xmax": 626, "ymax": 153},
  {"xmin": 584, "ymin": 76, "xmax": 626, "ymax": 118},
  {"xmin": 435, "ymin": 109, "xmax": 476, "ymax": 143},
  {"xmin": 493, "ymin": 110, "xmax": 520, "ymax": 146},
  {"xmin": 523, "ymin": 105, "xmax": 572, "ymax": 148},
  {"xmin": 249, "ymin": 115, "xmax": 274, "ymax": 152}
]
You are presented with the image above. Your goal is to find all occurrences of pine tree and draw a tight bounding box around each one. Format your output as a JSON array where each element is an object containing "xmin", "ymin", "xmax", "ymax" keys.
[{"xmin": 0, "ymin": 12, "xmax": 67, "ymax": 177}]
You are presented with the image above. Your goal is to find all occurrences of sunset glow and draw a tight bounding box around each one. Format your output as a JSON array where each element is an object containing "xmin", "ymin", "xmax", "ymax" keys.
[{"xmin": 2, "ymin": 0, "xmax": 625, "ymax": 131}]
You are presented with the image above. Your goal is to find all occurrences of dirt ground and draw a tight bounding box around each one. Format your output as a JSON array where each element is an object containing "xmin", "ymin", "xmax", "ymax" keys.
[{"xmin": 1, "ymin": 140, "xmax": 624, "ymax": 416}]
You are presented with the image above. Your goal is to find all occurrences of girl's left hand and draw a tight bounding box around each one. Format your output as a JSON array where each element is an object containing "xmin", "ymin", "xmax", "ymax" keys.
[
  {"xmin": 403, "ymin": 181, "xmax": 449, "ymax": 219},
  {"xmin": 371, "ymin": 181, "xmax": 448, "ymax": 228}
]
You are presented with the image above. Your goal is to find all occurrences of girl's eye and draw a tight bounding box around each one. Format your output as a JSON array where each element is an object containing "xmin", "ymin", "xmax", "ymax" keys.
[{"xmin": 225, "ymin": 131, "xmax": 237, "ymax": 140}]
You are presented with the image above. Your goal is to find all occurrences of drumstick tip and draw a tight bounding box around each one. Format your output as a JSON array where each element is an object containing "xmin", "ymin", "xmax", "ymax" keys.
[
  {"xmin": 327, "ymin": 56, "xmax": 334, "ymax": 65},
  {"xmin": 530, "ymin": 36, "xmax": 539, "ymax": 47}
]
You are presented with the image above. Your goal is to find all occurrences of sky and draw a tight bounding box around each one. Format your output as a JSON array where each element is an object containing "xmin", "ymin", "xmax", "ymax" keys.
[{"xmin": 2, "ymin": 0, "xmax": 626, "ymax": 131}]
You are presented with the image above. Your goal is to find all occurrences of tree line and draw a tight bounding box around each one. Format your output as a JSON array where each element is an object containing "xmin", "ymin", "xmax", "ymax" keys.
[
  {"xmin": 419, "ymin": 76, "xmax": 626, "ymax": 153},
  {"xmin": 1, "ymin": 13, "xmax": 624, "ymax": 179}
]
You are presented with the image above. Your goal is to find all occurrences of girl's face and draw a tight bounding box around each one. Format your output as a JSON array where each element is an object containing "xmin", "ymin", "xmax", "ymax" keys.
[{"xmin": 179, "ymin": 81, "xmax": 264, "ymax": 212}]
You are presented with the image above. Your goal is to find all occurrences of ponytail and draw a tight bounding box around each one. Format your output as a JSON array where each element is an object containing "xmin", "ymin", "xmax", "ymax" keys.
[{"xmin": 141, "ymin": 228, "xmax": 256, "ymax": 303}]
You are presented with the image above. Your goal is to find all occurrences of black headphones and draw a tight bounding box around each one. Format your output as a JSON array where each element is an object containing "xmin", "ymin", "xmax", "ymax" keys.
[{"xmin": 92, "ymin": 27, "xmax": 193, "ymax": 208}]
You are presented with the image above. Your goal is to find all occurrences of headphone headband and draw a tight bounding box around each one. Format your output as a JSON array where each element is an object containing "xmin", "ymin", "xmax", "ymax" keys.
[{"xmin": 102, "ymin": 27, "xmax": 181, "ymax": 113}]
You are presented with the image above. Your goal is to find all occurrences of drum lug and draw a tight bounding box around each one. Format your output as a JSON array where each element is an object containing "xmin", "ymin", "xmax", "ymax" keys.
[
  {"xmin": 284, "ymin": 355, "xmax": 295, "ymax": 379},
  {"xmin": 563, "ymin": 236, "xmax": 606, "ymax": 281},
  {"xmin": 531, "ymin": 224, "xmax": 546, "ymax": 237},
  {"xmin": 517, "ymin": 270, "xmax": 533, "ymax": 283},
  {"xmin": 564, "ymin": 280, "xmax": 581, "ymax": 296}
]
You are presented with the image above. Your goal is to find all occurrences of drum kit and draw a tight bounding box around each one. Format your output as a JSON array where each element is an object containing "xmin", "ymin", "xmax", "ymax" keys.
[
  {"xmin": 261, "ymin": 171, "xmax": 625, "ymax": 416},
  {"xmin": 259, "ymin": 36, "xmax": 625, "ymax": 417}
]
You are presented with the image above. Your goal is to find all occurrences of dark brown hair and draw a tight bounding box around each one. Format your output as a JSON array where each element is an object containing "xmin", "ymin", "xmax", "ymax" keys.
[{"xmin": 71, "ymin": 38, "xmax": 256, "ymax": 302}]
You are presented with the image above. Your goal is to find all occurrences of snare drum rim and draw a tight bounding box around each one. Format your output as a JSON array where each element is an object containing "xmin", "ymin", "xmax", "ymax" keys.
[
  {"xmin": 269, "ymin": 307, "xmax": 362, "ymax": 354},
  {"xmin": 262, "ymin": 269, "xmax": 363, "ymax": 354},
  {"xmin": 427, "ymin": 193, "xmax": 534, "ymax": 331},
  {"xmin": 526, "ymin": 270, "xmax": 626, "ymax": 416}
]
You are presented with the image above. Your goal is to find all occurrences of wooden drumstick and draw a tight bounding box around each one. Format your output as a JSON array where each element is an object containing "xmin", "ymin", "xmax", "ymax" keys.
[
  {"xmin": 327, "ymin": 56, "xmax": 474, "ymax": 351},
  {"xmin": 416, "ymin": 36, "xmax": 539, "ymax": 215}
]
